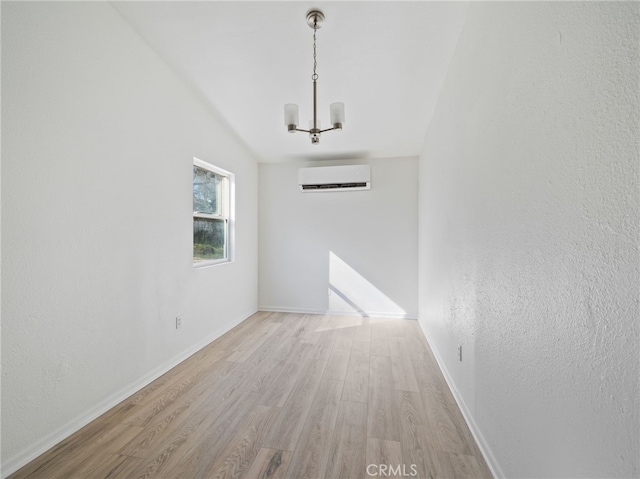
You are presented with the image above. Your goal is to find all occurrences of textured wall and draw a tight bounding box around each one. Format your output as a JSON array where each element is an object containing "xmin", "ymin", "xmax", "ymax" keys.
[
  {"xmin": 1, "ymin": 3, "xmax": 258, "ymax": 473},
  {"xmin": 418, "ymin": 3, "xmax": 639, "ymax": 477},
  {"xmin": 259, "ymin": 158, "xmax": 418, "ymax": 318}
]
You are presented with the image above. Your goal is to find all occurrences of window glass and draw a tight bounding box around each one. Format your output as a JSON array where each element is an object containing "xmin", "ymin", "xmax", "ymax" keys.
[
  {"xmin": 193, "ymin": 159, "xmax": 233, "ymax": 266},
  {"xmin": 193, "ymin": 166, "xmax": 222, "ymax": 215}
]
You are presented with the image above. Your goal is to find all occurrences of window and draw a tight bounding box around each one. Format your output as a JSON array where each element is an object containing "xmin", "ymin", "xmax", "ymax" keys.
[{"xmin": 193, "ymin": 158, "xmax": 233, "ymax": 266}]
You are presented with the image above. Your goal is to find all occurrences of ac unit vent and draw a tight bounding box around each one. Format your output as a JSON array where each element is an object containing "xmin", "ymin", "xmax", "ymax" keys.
[
  {"xmin": 298, "ymin": 165, "xmax": 371, "ymax": 192},
  {"xmin": 301, "ymin": 182, "xmax": 368, "ymax": 191}
]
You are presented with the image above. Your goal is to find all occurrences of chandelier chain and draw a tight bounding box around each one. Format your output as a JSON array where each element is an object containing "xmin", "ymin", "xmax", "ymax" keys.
[{"xmin": 312, "ymin": 27, "xmax": 318, "ymax": 81}]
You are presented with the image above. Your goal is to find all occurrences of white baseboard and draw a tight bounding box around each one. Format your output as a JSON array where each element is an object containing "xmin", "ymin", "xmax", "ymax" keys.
[
  {"xmin": 259, "ymin": 306, "xmax": 326, "ymax": 315},
  {"xmin": 259, "ymin": 306, "xmax": 417, "ymax": 320},
  {"xmin": 326, "ymin": 309, "xmax": 417, "ymax": 320},
  {"xmin": 416, "ymin": 319, "xmax": 505, "ymax": 479},
  {"xmin": 1, "ymin": 308, "xmax": 257, "ymax": 479}
]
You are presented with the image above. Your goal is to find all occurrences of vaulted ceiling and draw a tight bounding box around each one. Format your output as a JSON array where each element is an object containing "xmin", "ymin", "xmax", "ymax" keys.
[{"xmin": 113, "ymin": 2, "xmax": 469, "ymax": 163}]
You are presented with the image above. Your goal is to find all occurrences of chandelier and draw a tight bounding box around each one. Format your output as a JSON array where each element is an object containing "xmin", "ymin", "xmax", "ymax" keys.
[{"xmin": 284, "ymin": 9, "xmax": 345, "ymax": 145}]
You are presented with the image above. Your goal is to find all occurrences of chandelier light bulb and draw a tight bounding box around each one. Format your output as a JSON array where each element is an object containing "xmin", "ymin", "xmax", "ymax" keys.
[
  {"xmin": 330, "ymin": 102, "xmax": 345, "ymax": 130},
  {"xmin": 284, "ymin": 103, "xmax": 299, "ymax": 132}
]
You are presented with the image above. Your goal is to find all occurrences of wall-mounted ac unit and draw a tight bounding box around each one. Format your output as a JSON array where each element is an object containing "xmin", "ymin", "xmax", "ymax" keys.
[{"xmin": 298, "ymin": 165, "xmax": 371, "ymax": 192}]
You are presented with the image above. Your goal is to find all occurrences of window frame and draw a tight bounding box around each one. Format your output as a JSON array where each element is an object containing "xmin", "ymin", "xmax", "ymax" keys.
[{"xmin": 193, "ymin": 158, "xmax": 234, "ymax": 268}]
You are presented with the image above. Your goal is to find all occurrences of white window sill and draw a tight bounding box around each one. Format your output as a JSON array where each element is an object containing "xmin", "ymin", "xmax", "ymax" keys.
[{"xmin": 193, "ymin": 258, "xmax": 232, "ymax": 269}]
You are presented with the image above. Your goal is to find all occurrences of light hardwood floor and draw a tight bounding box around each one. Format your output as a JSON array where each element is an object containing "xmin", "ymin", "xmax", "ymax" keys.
[{"xmin": 9, "ymin": 312, "xmax": 492, "ymax": 479}]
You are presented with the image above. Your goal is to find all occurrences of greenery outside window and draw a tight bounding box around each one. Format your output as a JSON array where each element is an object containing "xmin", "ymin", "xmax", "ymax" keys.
[{"xmin": 193, "ymin": 158, "xmax": 233, "ymax": 266}]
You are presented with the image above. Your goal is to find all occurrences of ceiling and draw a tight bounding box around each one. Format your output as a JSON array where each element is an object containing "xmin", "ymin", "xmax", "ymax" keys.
[{"xmin": 113, "ymin": 1, "xmax": 469, "ymax": 163}]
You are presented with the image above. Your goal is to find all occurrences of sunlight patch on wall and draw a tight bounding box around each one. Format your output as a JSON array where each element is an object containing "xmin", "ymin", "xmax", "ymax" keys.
[{"xmin": 328, "ymin": 251, "xmax": 406, "ymax": 318}]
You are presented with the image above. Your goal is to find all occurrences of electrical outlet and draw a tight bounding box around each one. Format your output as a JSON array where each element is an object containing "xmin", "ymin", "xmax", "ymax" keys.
[
  {"xmin": 176, "ymin": 316, "xmax": 182, "ymax": 330},
  {"xmin": 457, "ymin": 344, "xmax": 462, "ymax": 361},
  {"xmin": 328, "ymin": 288, "xmax": 332, "ymax": 296}
]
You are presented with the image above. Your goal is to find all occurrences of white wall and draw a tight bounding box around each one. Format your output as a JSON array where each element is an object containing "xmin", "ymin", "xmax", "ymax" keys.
[
  {"xmin": 418, "ymin": 3, "xmax": 639, "ymax": 478},
  {"xmin": 259, "ymin": 158, "xmax": 418, "ymax": 319},
  {"xmin": 1, "ymin": 3, "xmax": 258, "ymax": 474}
]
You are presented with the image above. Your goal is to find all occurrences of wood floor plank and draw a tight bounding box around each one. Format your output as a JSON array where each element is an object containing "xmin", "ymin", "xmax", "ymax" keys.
[
  {"xmin": 441, "ymin": 403, "xmax": 492, "ymax": 473},
  {"xmin": 408, "ymin": 322, "xmax": 494, "ymax": 474},
  {"xmin": 353, "ymin": 317, "xmax": 372, "ymax": 342},
  {"xmin": 425, "ymin": 393, "xmax": 471, "ymax": 456},
  {"xmin": 289, "ymin": 314, "xmax": 322, "ymax": 343},
  {"xmin": 7, "ymin": 403, "xmax": 140, "ymax": 479},
  {"xmin": 232, "ymin": 315, "xmax": 310, "ymax": 374},
  {"xmin": 407, "ymin": 346, "xmax": 469, "ymax": 456},
  {"xmin": 52, "ymin": 432, "xmax": 142, "ymax": 478},
  {"xmin": 386, "ymin": 319, "xmax": 407, "ymax": 338},
  {"xmin": 124, "ymin": 430, "xmax": 192, "ymax": 479},
  {"xmin": 405, "ymin": 325, "xmax": 442, "ymax": 381},
  {"xmin": 209, "ymin": 312, "xmax": 273, "ymax": 352},
  {"xmin": 365, "ymin": 438, "xmax": 404, "ymax": 479},
  {"xmin": 129, "ymin": 366, "xmax": 261, "ymax": 477},
  {"xmin": 307, "ymin": 329, "xmax": 337, "ymax": 360},
  {"xmin": 124, "ymin": 377, "xmax": 172, "ymax": 408},
  {"xmin": 315, "ymin": 314, "xmax": 361, "ymax": 332},
  {"xmin": 118, "ymin": 363, "xmax": 240, "ymax": 459},
  {"xmin": 367, "ymin": 355, "xmax": 399, "ymax": 442},
  {"xmin": 388, "ymin": 335, "xmax": 420, "ymax": 392},
  {"xmin": 408, "ymin": 342, "xmax": 448, "ymax": 401},
  {"xmin": 370, "ymin": 321, "xmax": 390, "ymax": 356},
  {"xmin": 12, "ymin": 424, "xmax": 144, "ymax": 479},
  {"xmin": 395, "ymin": 390, "xmax": 439, "ymax": 479},
  {"xmin": 232, "ymin": 333, "xmax": 293, "ymax": 374},
  {"xmin": 123, "ymin": 341, "xmax": 230, "ymax": 409},
  {"xmin": 342, "ymin": 340, "xmax": 370, "ymax": 403},
  {"xmin": 120, "ymin": 344, "xmax": 231, "ymax": 427},
  {"xmin": 121, "ymin": 354, "xmax": 232, "ymax": 427},
  {"xmin": 206, "ymin": 405, "xmax": 280, "ymax": 479},
  {"xmin": 157, "ymin": 392, "xmax": 264, "ymax": 478},
  {"xmin": 435, "ymin": 450, "xmax": 492, "ymax": 479},
  {"xmin": 263, "ymin": 359, "xmax": 327, "ymax": 451},
  {"xmin": 84, "ymin": 422, "xmax": 145, "ymax": 455},
  {"xmin": 80, "ymin": 454, "xmax": 146, "ymax": 479},
  {"xmin": 9, "ymin": 312, "xmax": 492, "ymax": 479},
  {"xmin": 242, "ymin": 341, "xmax": 304, "ymax": 397},
  {"xmin": 227, "ymin": 321, "xmax": 283, "ymax": 362},
  {"xmin": 259, "ymin": 342, "xmax": 313, "ymax": 407},
  {"xmin": 242, "ymin": 448, "xmax": 291, "ymax": 479},
  {"xmin": 406, "ymin": 334, "xmax": 490, "ymax": 466},
  {"xmin": 324, "ymin": 327, "xmax": 355, "ymax": 380},
  {"xmin": 117, "ymin": 393, "xmax": 196, "ymax": 459},
  {"xmin": 325, "ymin": 400, "xmax": 367, "ymax": 479},
  {"xmin": 284, "ymin": 379, "xmax": 344, "ymax": 479}
]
